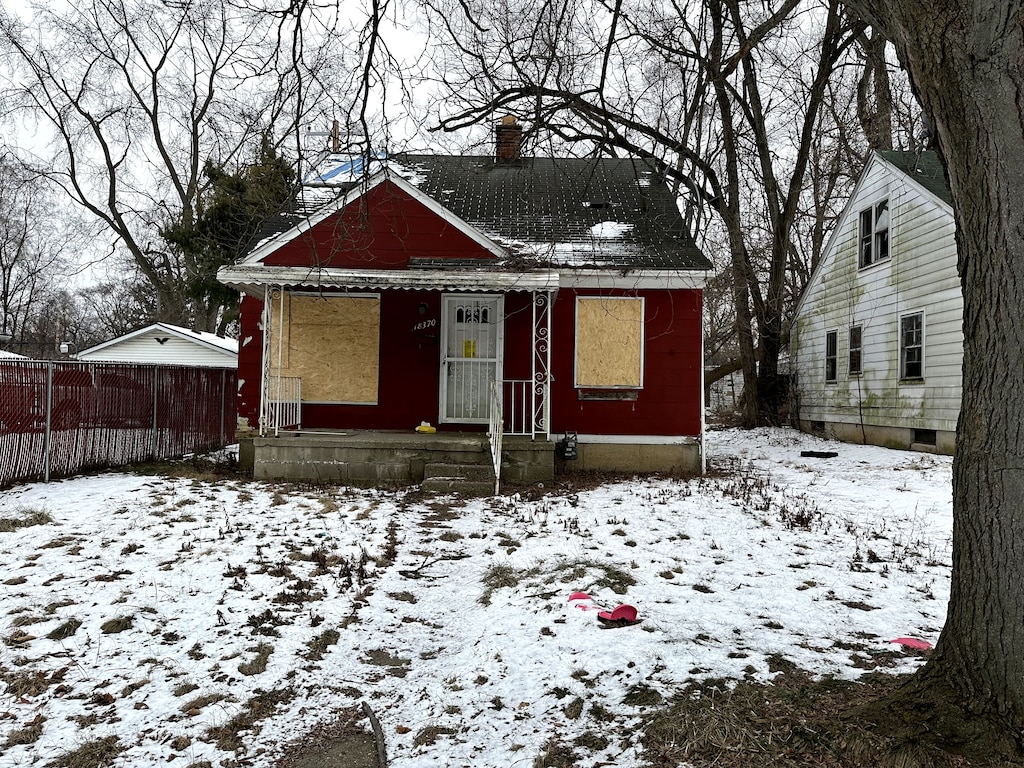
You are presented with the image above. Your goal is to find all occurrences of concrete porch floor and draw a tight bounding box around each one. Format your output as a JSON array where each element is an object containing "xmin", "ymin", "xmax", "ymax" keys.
[{"xmin": 242, "ymin": 429, "xmax": 555, "ymax": 488}]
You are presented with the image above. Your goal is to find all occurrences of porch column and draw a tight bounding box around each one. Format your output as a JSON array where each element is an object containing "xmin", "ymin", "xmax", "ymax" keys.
[
  {"xmin": 531, "ymin": 289, "xmax": 554, "ymax": 440},
  {"xmin": 258, "ymin": 285, "xmax": 286, "ymax": 436}
]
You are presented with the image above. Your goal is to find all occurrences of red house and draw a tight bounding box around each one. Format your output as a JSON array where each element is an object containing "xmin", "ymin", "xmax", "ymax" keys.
[{"xmin": 218, "ymin": 121, "xmax": 711, "ymax": 488}]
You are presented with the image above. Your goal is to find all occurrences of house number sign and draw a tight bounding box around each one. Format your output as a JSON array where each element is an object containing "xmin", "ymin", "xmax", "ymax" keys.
[{"xmin": 412, "ymin": 318, "xmax": 437, "ymax": 332}]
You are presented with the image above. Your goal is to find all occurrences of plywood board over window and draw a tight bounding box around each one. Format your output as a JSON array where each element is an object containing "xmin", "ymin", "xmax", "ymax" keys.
[
  {"xmin": 575, "ymin": 296, "xmax": 644, "ymax": 388},
  {"xmin": 270, "ymin": 293, "xmax": 380, "ymax": 404}
]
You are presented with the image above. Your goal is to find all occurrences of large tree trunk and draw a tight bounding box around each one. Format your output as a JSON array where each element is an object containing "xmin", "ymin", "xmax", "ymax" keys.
[{"xmin": 848, "ymin": 0, "xmax": 1024, "ymax": 753}]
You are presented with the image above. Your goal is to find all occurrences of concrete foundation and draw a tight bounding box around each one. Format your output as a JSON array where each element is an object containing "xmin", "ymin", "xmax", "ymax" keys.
[
  {"xmin": 795, "ymin": 419, "xmax": 955, "ymax": 455},
  {"xmin": 250, "ymin": 430, "xmax": 554, "ymax": 487},
  {"xmin": 564, "ymin": 441, "xmax": 702, "ymax": 474}
]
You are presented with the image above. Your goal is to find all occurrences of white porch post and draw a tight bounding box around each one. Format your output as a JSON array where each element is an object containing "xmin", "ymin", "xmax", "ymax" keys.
[
  {"xmin": 259, "ymin": 285, "xmax": 286, "ymax": 437},
  {"xmin": 259, "ymin": 285, "xmax": 273, "ymax": 437}
]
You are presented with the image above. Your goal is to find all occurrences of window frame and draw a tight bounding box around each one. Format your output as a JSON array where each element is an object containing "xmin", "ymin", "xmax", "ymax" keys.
[
  {"xmin": 848, "ymin": 325, "xmax": 862, "ymax": 376},
  {"xmin": 899, "ymin": 311, "xmax": 925, "ymax": 381},
  {"xmin": 824, "ymin": 329, "xmax": 838, "ymax": 383},
  {"xmin": 573, "ymin": 295, "xmax": 645, "ymax": 390},
  {"xmin": 270, "ymin": 291, "xmax": 382, "ymax": 405},
  {"xmin": 858, "ymin": 197, "xmax": 890, "ymax": 269}
]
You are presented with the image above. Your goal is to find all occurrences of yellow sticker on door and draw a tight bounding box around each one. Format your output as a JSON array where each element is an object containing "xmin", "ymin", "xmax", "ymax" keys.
[{"xmin": 463, "ymin": 339, "xmax": 478, "ymax": 358}]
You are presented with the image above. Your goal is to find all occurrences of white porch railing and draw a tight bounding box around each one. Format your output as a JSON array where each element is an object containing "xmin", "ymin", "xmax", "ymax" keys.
[
  {"xmin": 266, "ymin": 376, "xmax": 302, "ymax": 435},
  {"xmin": 488, "ymin": 380, "xmax": 503, "ymax": 495},
  {"xmin": 501, "ymin": 379, "xmax": 534, "ymax": 435}
]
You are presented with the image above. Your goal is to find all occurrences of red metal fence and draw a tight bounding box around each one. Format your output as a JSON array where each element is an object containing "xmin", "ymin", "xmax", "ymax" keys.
[{"xmin": 0, "ymin": 360, "xmax": 236, "ymax": 487}]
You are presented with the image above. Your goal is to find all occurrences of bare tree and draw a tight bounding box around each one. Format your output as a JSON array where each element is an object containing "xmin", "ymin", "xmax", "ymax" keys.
[
  {"xmin": 0, "ymin": 0, "xmax": 350, "ymax": 331},
  {"xmin": 832, "ymin": 0, "xmax": 1024, "ymax": 760},
  {"xmin": 0, "ymin": 157, "xmax": 76, "ymax": 355},
  {"xmin": 418, "ymin": 0, "xmax": 866, "ymax": 425}
]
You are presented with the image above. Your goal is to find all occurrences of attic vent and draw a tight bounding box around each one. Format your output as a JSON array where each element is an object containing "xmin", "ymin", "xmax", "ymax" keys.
[{"xmin": 588, "ymin": 198, "xmax": 607, "ymax": 209}]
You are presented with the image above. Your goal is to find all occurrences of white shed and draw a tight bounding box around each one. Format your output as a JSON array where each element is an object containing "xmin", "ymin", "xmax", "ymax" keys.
[
  {"xmin": 790, "ymin": 150, "xmax": 960, "ymax": 454},
  {"xmin": 76, "ymin": 323, "xmax": 238, "ymax": 368}
]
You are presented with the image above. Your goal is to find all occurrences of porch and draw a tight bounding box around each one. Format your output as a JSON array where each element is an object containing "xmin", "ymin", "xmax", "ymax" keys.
[{"xmin": 242, "ymin": 428, "xmax": 555, "ymax": 491}]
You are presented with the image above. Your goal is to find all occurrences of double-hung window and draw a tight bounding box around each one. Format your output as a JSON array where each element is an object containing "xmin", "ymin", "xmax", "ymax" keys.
[
  {"xmin": 859, "ymin": 198, "xmax": 890, "ymax": 268},
  {"xmin": 825, "ymin": 330, "xmax": 838, "ymax": 383},
  {"xmin": 849, "ymin": 325, "xmax": 862, "ymax": 376},
  {"xmin": 900, "ymin": 312, "xmax": 924, "ymax": 380}
]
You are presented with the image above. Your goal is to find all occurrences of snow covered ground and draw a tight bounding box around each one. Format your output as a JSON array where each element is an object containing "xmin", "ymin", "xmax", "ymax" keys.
[{"xmin": 0, "ymin": 427, "xmax": 953, "ymax": 767}]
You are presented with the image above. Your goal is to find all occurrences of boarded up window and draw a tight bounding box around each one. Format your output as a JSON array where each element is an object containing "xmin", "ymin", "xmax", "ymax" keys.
[
  {"xmin": 270, "ymin": 293, "xmax": 380, "ymax": 403},
  {"xmin": 575, "ymin": 297, "xmax": 644, "ymax": 388}
]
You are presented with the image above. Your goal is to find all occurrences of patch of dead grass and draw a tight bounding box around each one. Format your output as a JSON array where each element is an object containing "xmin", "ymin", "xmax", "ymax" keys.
[
  {"xmin": 205, "ymin": 687, "xmax": 295, "ymax": 752},
  {"xmin": 46, "ymin": 735, "xmax": 121, "ymax": 767},
  {"xmin": 0, "ymin": 507, "xmax": 53, "ymax": 532},
  {"xmin": 642, "ymin": 670, "xmax": 983, "ymax": 768}
]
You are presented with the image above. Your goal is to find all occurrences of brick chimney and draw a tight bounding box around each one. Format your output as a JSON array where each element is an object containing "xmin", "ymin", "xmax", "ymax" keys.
[{"xmin": 495, "ymin": 115, "xmax": 523, "ymax": 162}]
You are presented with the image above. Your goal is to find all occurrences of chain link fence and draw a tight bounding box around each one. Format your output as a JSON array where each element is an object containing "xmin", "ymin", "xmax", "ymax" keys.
[{"xmin": 0, "ymin": 360, "xmax": 236, "ymax": 487}]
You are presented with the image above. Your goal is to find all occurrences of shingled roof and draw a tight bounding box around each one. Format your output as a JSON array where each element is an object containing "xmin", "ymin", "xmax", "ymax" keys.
[
  {"xmin": 878, "ymin": 150, "xmax": 952, "ymax": 206},
  {"xmin": 254, "ymin": 153, "xmax": 711, "ymax": 272}
]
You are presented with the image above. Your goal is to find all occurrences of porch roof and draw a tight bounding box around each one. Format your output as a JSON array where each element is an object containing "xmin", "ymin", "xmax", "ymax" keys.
[{"xmin": 218, "ymin": 264, "xmax": 561, "ymax": 297}]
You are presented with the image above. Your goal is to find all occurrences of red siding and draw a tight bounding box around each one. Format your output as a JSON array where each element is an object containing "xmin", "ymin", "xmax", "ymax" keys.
[
  {"xmin": 237, "ymin": 295, "xmax": 264, "ymax": 429},
  {"xmin": 548, "ymin": 288, "xmax": 703, "ymax": 437},
  {"xmin": 239, "ymin": 290, "xmax": 486, "ymax": 432},
  {"xmin": 236, "ymin": 287, "xmax": 703, "ymax": 437},
  {"xmin": 263, "ymin": 182, "xmax": 496, "ymax": 268}
]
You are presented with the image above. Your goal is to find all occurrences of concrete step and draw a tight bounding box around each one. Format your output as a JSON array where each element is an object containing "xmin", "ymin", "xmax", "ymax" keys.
[
  {"xmin": 420, "ymin": 477, "xmax": 496, "ymax": 496},
  {"xmin": 423, "ymin": 462, "xmax": 495, "ymax": 482}
]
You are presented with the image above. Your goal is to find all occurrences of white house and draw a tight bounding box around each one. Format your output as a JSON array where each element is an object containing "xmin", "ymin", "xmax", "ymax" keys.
[
  {"xmin": 76, "ymin": 323, "xmax": 238, "ymax": 368},
  {"xmin": 790, "ymin": 150, "xmax": 960, "ymax": 454}
]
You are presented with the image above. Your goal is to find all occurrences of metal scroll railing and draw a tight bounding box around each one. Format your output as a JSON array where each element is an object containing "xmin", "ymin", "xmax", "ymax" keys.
[{"xmin": 487, "ymin": 380, "xmax": 503, "ymax": 495}]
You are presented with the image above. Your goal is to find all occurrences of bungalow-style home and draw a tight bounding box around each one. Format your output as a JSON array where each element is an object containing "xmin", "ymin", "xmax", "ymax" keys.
[
  {"xmin": 76, "ymin": 323, "xmax": 238, "ymax": 368},
  {"xmin": 790, "ymin": 150, "xmax": 960, "ymax": 454},
  {"xmin": 218, "ymin": 118, "xmax": 712, "ymax": 488}
]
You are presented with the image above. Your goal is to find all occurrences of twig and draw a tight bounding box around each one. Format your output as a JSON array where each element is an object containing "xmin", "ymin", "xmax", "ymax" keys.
[
  {"xmin": 361, "ymin": 701, "xmax": 388, "ymax": 768},
  {"xmin": 398, "ymin": 552, "xmax": 470, "ymax": 579}
]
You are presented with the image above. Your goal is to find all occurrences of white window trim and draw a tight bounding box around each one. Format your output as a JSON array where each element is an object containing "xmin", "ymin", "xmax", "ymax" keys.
[
  {"xmin": 824, "ymin": 328, "xmax": 839, "ymax": 384},
  {"xmin": 899, "ymin": 310, "xmax": 925, "ymax": 381},
  {"xmin": 573, "ymin": 295, "xmax": 646, "ymax": 390},
  {"xmin": 848, "ymin": 324, "xmax": 863, "ymax": 377},
  {"xmin": 858, "ymin": 195, "xmax": 891, "ymax": 270}
]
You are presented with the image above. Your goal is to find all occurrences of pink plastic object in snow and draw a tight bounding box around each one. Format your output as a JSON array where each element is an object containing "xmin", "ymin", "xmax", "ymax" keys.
[
  {"xmin": 890, "ymin": 637, "xmax": 932, "ymax": 650},
  {"xmin": 569, "ymin": 592, "xmax": 602, "ymax": 611},
  {"xmin": 598, "ymin": 604, "xmax": 638, "ymax": 622}
]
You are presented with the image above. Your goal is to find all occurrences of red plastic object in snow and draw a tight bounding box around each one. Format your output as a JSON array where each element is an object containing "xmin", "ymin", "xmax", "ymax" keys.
[
  {"xmin": 597, "ymin": 604, "xmax": 640, "ymax": 627},
  {"xmin": 889, "ymin": 637, "xmax": 932, "ymax": 650}
]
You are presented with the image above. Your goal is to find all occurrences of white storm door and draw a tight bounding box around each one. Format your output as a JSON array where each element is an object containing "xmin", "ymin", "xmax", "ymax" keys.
[{"xmin": 440, "ymin": 295, "xmax": 504, "ymax": 423}]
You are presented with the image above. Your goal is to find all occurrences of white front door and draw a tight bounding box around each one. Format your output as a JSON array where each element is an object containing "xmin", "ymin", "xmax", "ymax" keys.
[{"xmin": 440, "ymin": 294, "xmax": 504, "ymax": 423}]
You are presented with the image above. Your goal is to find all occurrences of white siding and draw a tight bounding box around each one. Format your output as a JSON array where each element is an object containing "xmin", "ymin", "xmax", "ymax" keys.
[
  {"xmin": 78, "ymin": 331, "xmax": 237, "ymax": 368},
  {"xmin": 792, "ymin": 154, "xmax": 962, "ymax": 434}
]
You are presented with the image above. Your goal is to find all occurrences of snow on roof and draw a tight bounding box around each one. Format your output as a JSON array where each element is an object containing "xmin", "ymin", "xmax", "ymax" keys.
[
  {"xmin": 589, "ymin": 221, "xmax": 633, "ymax": 239},
  {"xmin": 0, "ymin": 349, "xmax": 25, "ymax": 359},
  {"xmin": 302, "ymin": 152, "xmax": 388, "ymax": 186},
  {"xmin": 158, "ymin": 324, "xmax": 238, "ymax": 354},
  {"xmin": 77, "ymin": 323, "xmax": 237, "ymax": 359}
]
